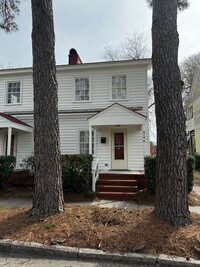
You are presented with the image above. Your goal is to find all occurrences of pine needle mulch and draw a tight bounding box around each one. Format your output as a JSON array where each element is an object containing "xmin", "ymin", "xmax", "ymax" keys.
[{"xmin": 0, "ymin": 205, "xmax": 200, "ymax": 260}]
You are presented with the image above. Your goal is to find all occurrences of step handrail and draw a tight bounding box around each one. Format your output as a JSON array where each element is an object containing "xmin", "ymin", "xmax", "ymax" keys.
[{"xmin": 92, "ymin": 156, "xmax": 99, "ymax": 192}]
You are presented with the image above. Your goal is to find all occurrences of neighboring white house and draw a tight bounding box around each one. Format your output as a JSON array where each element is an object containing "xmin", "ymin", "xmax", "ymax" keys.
[
  {"xmin": 185, "ymin": 65, "xmax": 200, "ymax": 154},
  {"xmin": 0, "ymin": 49, "xmax": 151, "ymax": 172}
]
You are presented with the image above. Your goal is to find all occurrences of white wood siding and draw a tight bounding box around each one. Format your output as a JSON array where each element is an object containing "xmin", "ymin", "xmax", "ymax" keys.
[
  {"xmin": 16, "ymin": 131, "xmax": 33, "ymax": 168},
  {"xmin": 0, "ymin": 64, "xmax": 149, "ymax": 115},
  {"xmin": 59, "ymin": 113, "xmax": 94, "ymax": 154},
  {"xmin": 0, "ymin": 73, "xmax": 33, "ymax": 112}
]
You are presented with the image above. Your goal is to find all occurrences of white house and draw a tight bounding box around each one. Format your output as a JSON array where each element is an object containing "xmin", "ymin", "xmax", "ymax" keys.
[{"xmin": 0, "ymin": 49, "xmax": 151, "ymax": 178}]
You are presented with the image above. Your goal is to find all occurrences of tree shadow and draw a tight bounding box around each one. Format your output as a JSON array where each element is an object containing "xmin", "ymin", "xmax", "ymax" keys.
[{"xmin": 0, "ymin": 207, "xmax": 38, "ymax": 239}]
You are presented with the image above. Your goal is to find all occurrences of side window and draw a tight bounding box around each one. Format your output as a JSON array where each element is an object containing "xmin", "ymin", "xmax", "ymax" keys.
[
  {"xmin": 79, "ymin": 131, "xmax": 94, "ymax": 154},
  {"xmin": 112, "ymin": 75, "xmax": 127, "ymax": 100},
  {"xmin": 75, "ymin": 77, "xmax": 90, "ymax": 101},
  {"xmin": 6, "ymin": 81, "xmax": 21, "ymax": 104}
]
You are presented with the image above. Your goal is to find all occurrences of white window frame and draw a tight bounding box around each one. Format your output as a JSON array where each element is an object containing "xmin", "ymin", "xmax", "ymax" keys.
[
  {"xmin": 74, "ymin": 77, "xmax": 91, "ymax": 102},
  {"xmin": 79, "ymin": 130, "xmax": 94, "ymax": 154},
  {"xmin": 110, "ymin": 75, "xmax": 127, "ymax": 101},
  {"xmin": 5, "ymin": 80, "xmax": 22, "ymax": 105}
]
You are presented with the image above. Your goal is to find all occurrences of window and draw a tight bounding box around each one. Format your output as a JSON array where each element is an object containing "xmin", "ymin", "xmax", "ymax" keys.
[
  {"xmin": 75, "ymin": 77, "xmax": 90, "ymax": 101},
  {"xmin": 112, "ymin": 75, "xmax": 127, "ymax": 100},
  {"xmin": 6, "ymin": 81, "xmax": 21, "ymax": 104},
  {"xmin": 80, "ymin": 131, "xmax": 94, "ymax": 154}
]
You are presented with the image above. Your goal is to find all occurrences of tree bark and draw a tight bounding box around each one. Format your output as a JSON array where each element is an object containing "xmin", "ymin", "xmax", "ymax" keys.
[
  {"xmin": 152, "ymin": 0, "xmax": 191, "ymax": 226},
  {"xmin": 30, "ymin": 0, "xmax": 64, "ymax": 217}
]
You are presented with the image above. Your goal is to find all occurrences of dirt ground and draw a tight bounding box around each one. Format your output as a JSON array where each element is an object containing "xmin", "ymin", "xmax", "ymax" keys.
[
  {"xmin": 0, "ymin": 205, "xmax": 200, "ymax": 260},
  {"xmin": 0, "ymin": 171, "xmax": 200, "ymax": 260}
]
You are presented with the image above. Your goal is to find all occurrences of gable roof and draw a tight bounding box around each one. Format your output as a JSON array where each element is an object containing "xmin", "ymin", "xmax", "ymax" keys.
[
  {"xmin": 88, "ymin": 103, "xmax": 146, "ymax": 126},
  {"xmin": 0, "ymin": 113, "xmax": 32, "ymax": 132}
]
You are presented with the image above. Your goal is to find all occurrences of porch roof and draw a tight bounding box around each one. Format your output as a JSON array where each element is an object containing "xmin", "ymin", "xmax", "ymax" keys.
[
  {"xmin": 88, "ymin": 103, "xmax": 146, "ymax": 126},
  {"xmin": 0, "ymin": 113, "xmax": 32, "ymax": 132}
]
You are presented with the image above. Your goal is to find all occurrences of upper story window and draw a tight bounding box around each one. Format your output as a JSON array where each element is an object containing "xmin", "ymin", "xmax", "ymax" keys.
[
  {"xmin": 6, "ymin": 81, "xmax": 21, "ymax": 105},
  {"xmin": 187, "ymin": 106, "xmax": 193, "ymax": 120},
  {"xmin": 75, "ymin": 77, "xmax": 90, "ymax": 101},
  {"xmin": 112, "ymin": 75, "xmax": 127, "ymax": 100}
]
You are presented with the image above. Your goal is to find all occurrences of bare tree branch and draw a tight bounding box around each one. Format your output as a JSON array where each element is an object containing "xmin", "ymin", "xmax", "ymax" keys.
[
  {"xmin": 104, "ymin": 31, "xmax": 150, "ymax": 61},
  {"xmin": 0, "ymin": 0, "xmax": 20, "ymax": 32}
]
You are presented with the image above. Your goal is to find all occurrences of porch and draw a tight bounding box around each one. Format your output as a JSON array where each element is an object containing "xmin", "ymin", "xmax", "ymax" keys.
[
  {"xmin": 88, "ymin": 103, "xmax": 148, "ymax": 173},
  {"xmin": 0, "ymin": 113, "xmax": 33, "ymax": 165}
]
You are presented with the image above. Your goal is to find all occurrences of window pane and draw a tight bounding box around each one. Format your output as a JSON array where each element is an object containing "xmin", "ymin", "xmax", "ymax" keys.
[
  {"xmin": 112, "ymin": 76, "xmax": 127, "ymax": 100},
  {"xmin": 7, "ymin": 81, "xmax": 21, "ymax": 104},
  {"xmin": 80, "ymin": 131, "xmax": 94, "ymax": 154},
  {"xmin": 75, "ymin": 78, "xmax": 90, "ymax": 101}
]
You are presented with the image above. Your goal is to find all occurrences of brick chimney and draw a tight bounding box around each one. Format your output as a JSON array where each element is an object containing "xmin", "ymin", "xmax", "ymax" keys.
[{"xmin": 68, "ymin": 48, "xmax": 82, "ymax": 65}]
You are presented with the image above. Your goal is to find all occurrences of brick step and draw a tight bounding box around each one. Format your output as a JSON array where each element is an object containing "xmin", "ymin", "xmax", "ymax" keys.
[
  {"xmin": 99, "ymin": 173, "xmax": 144, "ymax": 180},
  {"xmin": 97, "ymin": 185, "xmax": 138, "ymax": 193},
  {"xmin": 97, "ymin": 191, "xmax": 137, "ymax": 200},
  {"xmin": 97, "ymin": 179, "xmax": 138, "ymax": 186}
]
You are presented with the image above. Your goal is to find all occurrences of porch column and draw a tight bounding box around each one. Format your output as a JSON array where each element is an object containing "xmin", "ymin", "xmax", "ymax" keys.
[
  {"xmin": 7, "ymin": 127, "xmax": 12, "ymax": 156},
  {"xmin": 89, "ymin": 125, "xmax": 92, "ymax": 154}
]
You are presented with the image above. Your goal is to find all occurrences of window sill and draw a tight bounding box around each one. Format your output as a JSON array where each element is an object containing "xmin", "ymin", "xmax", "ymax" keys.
[
  {"xmin": 4, "ymin": 103, "xmax": 22, "ymax": 106},
  {"xmin": 73, "ymin": 101, "xmax": 92, "ymax": 103},
  {"xmin": 109, "ymin": 99, "xmax": 129, "ymax": 102}
]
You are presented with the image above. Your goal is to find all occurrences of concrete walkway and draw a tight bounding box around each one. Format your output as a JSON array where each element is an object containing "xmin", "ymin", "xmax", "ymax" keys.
[{"xmin": 0, "ymin": 198, "xmax": 200, "ymax": 214}]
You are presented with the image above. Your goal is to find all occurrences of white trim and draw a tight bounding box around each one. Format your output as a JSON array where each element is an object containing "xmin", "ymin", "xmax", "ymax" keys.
[
  {"xmin": 0, "ymin": 120, "xmax": 32, "ymax": 133},
  {"xmin": 4, "ymin": 79, "xmax": 23, "ymax": 106},
  {"xmin": 0, "ymin": 59, "xmax": 152, "ymax": 76},
  {"xmin": 89, "ymin": 103, "xmax": 146, "ymax": 126}
]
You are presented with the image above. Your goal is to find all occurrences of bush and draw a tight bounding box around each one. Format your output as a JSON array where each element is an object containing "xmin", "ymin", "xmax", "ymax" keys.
[
  {"xmin": 144, "ymin": 155, "xmax": 195, "ymax": 195},
  {"xmin": 61, "ymin": 154, "xmax": 93, "ymax": 193},
  {"xmin": 21, "ymin": 154, "xmax": 93, "ymax": 194},
  {"xmin": 0, "ymin": 156, "xmax": 16, "ymax": 187},
  {"xmin": 20, "ymin": 154, "xmax": 34, "ymax": 174},
  {"xmin": 194, "ymin": 153, "xmax": 200, "ymax": 170},
  {"xmin": 144, "ymin": 155, "xmax": 156, "ymax": 194},
  {"xmin": 187, "ymin": 155, "xmax": 195, "ymax": 193}
]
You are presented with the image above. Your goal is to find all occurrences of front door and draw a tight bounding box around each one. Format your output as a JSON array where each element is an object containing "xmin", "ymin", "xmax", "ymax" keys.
[{"xmin": 111, "ymin": 130, "xmax": 127, "ymax": 170}]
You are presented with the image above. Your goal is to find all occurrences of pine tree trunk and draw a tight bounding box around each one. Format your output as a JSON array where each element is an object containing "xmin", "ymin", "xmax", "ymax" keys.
[
  {"xmin": 152, "ymin": 0, "xmax": 191, "ymax": 226},
  {"xmin": 30, "ymin": 0, "xmax": 64, "ymax": 217}
]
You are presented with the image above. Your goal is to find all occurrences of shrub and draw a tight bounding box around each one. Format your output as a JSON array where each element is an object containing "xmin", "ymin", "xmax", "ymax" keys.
[
  {"xmin": 144, "ymin": 155, "xmax": 156, "ymax": 194},
  {"xmin": 187, "ymin": 155, "xmax": 195, "ymax": 193},
  {"xmin": 0, "ymin": 156, "xmax": 16, "ymax": 187},
  {"xmin": 194, "ymin": 153, "xmax": 200, "ymax": 170},
  {"xmin": 21, "ymin": 154, "xmax": 93, "ymax": 194},
  {"xmin": 144, "ymin": 155, "xmax": 195, "ymax": 195},
  {"xmin": 61, "ymin": 154, "xmax": 93, "ymax": 193},
  {"xmin": 20, "ymin": 154, "xmax": 34, "ymax": 174}
]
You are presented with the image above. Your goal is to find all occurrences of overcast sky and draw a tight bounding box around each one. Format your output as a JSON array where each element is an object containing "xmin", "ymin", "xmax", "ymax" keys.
[{"xmin": 0, "ymin": 0, "xmax": 199, "ymax": 68}]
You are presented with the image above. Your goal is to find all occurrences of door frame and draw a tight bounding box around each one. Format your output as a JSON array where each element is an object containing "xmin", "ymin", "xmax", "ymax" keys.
[{"xmin": 110, "ymin": 128, "xmax": 128, "ymax": 170}]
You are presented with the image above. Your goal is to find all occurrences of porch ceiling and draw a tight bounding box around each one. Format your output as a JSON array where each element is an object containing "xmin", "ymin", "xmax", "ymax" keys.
[
  {"xmin": 88, "ymin": 103, "xmax": 146, "ymax": 126},
  {"xmin": 0, "ymin": 113, "xmax": 32, "ymax": 132}
]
